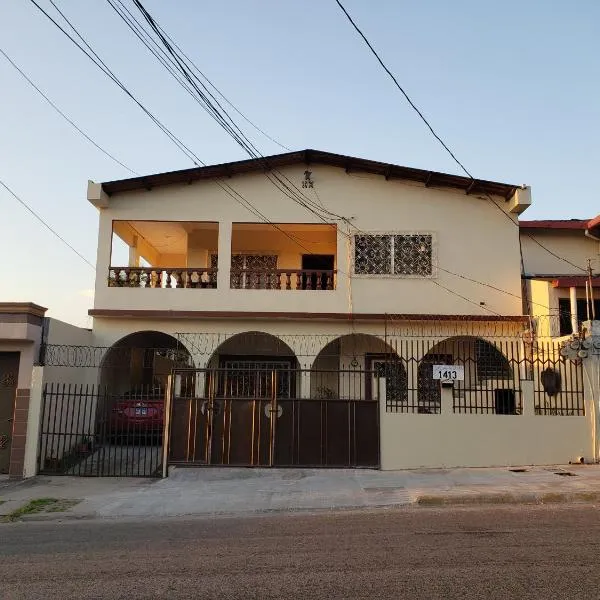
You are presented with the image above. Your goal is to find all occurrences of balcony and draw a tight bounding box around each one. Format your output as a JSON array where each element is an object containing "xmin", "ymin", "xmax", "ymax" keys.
[
  {"xmin": 108, "ymin": 221, "xmax": 338, "ymax": 292},
  {"xmin": 109, "ymin": 220, "xmax": 219, "ymax": 289},
  {"xmin": 229, "ymin": 223, "xmax": 337, "ymax": 291}
]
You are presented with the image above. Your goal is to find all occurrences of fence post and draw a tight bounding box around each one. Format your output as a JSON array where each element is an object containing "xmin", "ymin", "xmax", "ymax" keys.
[
  {"xmin": 162, "ymin": 375, "xmax": 173, "ymax": 478},
  {"xmin": 378, "ymin": 377, "xmax": 387, "ymax": 470},
  {"xmin": 23, "ymin": 366, "xmax": 44, "ymax": 478},
  {"xmin": 582, "ymin": 321, "xmax": 600, "ymax": 462},
  {"xmin": 440, "ymin": 385, "xmax": 453, "ymax": 414},
  {"xmin": 521, "ymin": 380, "xmax": 535, "ymax": 417}
]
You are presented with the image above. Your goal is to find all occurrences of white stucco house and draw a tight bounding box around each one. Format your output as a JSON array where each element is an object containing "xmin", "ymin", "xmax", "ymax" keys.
[{"xmin": 3, "ymin": 150, "xmax": 597, "ymax": 477}]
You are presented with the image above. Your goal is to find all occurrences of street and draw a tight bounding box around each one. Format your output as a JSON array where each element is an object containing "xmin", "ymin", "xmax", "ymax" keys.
[{"xmin": 1, "ymin": 505, "xmax": 599, "ymax": 599}]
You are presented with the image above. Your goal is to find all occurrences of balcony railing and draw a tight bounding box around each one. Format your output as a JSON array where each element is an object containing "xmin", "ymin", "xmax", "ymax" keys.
[
  {"xmin": 230, "ymin": 269, "xmax": 336, "ymax": 290},
  {"xmin": 108, "ymin": 267, "xmax": 217, "ymax": 289}
]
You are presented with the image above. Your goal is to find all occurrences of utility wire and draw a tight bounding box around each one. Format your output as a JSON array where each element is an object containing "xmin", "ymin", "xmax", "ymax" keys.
[
  {"xmin": 28, "ymin": 0, "xmax": 316, "ymax": 256},
  {"xmin": 0, "ymin": 47, "xmax": 138, "ymax": 176},
  {"xmin": 0, "ymin": 179, "xmax": 95, "ymax": 269},
  {"xmin": 128, "ymin": 0, "xmax": 354, "ymax": 232},
  {"xmin": 333, "ymin": 0, "xmax": 587, "ymax": 273}
]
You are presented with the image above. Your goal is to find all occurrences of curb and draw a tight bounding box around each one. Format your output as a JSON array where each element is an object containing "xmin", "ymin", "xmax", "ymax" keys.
[{"xmin": 416, "ymin": 491, "xmax": 600, "ymax": 506}]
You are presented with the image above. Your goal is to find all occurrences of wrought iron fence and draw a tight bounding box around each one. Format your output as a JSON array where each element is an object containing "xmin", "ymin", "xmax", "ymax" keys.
[
  {"xmin": 38, "ymin": 383, "xmax": 163, "ymax": 477},
  {"xmin": 532, "ymin": 343, "xmax": 585, "ymax": 416}
]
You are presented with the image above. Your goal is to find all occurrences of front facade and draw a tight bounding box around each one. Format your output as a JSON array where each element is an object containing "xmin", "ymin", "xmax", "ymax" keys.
[{"xmin": 12, "ymin": 150, "xmax": 597, "ymax": 477}]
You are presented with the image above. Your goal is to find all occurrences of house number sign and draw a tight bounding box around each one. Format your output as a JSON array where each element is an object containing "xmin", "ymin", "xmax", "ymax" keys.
[{"xmin": 432, "ymin": 365, "xmax": 464, "ymax": 381}]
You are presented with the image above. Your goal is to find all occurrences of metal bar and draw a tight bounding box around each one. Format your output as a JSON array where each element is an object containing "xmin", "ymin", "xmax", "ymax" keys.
[{"xmin": 162, "ymin": 375, "xmax": 173, "ymax": 478}]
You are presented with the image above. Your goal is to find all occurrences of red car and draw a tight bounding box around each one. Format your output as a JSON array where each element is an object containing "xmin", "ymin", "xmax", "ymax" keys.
[{"xmin": 109, "ymin": 387, "xmax": 165, "ymax": 438}]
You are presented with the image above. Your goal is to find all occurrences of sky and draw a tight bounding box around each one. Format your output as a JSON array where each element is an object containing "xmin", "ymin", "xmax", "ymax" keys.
[{"xmin": 1, "ymin": 0, "xmax": 599, "ymax": 327}]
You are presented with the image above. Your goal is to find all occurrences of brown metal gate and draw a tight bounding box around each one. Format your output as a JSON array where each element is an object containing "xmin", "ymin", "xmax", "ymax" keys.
[{"xmin": 168, "ymin": 367, "xmax": 380, "ymax": 468}]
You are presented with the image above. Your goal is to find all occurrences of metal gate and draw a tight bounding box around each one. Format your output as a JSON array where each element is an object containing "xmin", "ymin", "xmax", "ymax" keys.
[
  {"xmin": 168, "ymin": 367, "xmax": 380, "ymax": 468},
  {"xmin": 38, "ymin": 383, "xmax": 163, "ymax": 477}
]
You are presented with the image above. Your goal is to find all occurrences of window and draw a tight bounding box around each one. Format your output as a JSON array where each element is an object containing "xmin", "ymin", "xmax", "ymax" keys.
[
  {"xmin": 353, "ymin": 234, "xmax": 433, "ymax": 277},
  {"xmin": 558, "ymin": 298, "xmax": 600, "ymax": 336},
  {"xmin": 230, "ymin": 254, "xmax": 278, "ymax": 289},
  {"xmin": 475, "ymin": 339, "xmax": 511, "ymax": 380}
]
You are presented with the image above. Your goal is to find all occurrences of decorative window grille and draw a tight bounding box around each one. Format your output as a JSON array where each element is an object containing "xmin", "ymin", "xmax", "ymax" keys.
[
  {"xmin": 475, "ymin": 339, "xmax": 511, "ymax": 380},
  {"xmin": 393, "ymin": 234, "xmax": 432, "ymax": 276},
  {"xmin": 354, "ymin": 235, "xmax": 391, "ymax": 274},
  {"xmin": 353, "ymin": 234, "xmax": 433, "ymax": 277},
  {"xmin": 230, "ymin": 254, "xmax": 278, "ymax": 289}
]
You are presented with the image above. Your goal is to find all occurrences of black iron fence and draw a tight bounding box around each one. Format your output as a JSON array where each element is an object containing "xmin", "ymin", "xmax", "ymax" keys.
[{"xmin": 38, "ymin": 383, "xmax": 163, "ymax": 477}]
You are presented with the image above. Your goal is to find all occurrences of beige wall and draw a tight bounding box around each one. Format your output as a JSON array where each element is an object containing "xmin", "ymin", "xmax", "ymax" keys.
[
  {"xmin": 380, "ymin": 384, "xmax": 593, "ymax": 469},
  {"xmin": 521, "ymin": 230, "xmax": 600, "ymax": 275},
  {"xmin": 93, "ymin": 165, "xmax": 523, "ymax": 316}
]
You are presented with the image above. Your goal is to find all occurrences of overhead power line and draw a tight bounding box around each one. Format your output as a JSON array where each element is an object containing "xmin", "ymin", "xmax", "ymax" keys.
[
  {"xmin": 0, "ymin": 47, "xmax": 138, "ymax": 176},
  {"xmin": 0, "ymin": 179, "xmax": 95, "ymax": 269},
  {"xmin": 333, "ymin": 0, "xmax": 587, "ymax": 274},
  {"xmin": 28, "ymin": 0, "xmax": 342, "ymax": 265}
]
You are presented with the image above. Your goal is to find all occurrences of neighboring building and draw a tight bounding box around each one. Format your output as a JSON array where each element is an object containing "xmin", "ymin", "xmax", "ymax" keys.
[
  {"xmin": 521, "ymin": 217, "xmax": 600, "ymax": 338},
  {"xmin": 0, "ymin": 303, "xmax": 91, "ymax": 476}
]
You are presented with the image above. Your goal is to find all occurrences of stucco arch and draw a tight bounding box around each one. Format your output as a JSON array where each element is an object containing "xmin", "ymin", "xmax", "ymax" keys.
[
  {"xmin": 205, "ymin": 331, "xmax": 299, "ymax": 369},
  {"xmin": 417, "ymin": 335, "xmax": 512, "ymax": 410},
  {"xmin": 100, "ymin": 330, "xmax": 192, "ymax": 395}
]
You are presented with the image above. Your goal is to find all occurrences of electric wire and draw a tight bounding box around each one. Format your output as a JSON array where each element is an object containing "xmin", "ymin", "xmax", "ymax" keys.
[
  {"xmin": 0, "ymin": 179, "xmax": 95, "ymax": 269},
  {"xmin": 0, "ymin": 47, "xmax": 138, "ymax": 176},
  {"xmin": 333, "ymin": 0, "xmax": 587, "ymax": 273}
]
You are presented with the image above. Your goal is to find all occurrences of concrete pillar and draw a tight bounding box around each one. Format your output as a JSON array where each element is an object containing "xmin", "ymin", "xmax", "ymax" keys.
[
  {"xmin": 217, "ymin": 221, "xmax": 232, "ymax": 291},
  {"xmin": 570, "ymin": 287, "xmax": 579, "ymax": 334},
  {"xmin": 23, "ymin": 366, "xmax": 44, "ymax": 478},
  {"xmin": 440, "ymin": 385, "xmax": 454, "ymax": 414},
  {"xmin": 521, "ymin": 380, "xmax": 535, "ymax": 417},
  {"xmin": 128, "ymin": 235, "xmax": 140, "ymax": 267}
]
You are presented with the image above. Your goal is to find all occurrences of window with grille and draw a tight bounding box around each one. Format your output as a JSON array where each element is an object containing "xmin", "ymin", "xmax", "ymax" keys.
[
  {"xmin": 353, "ymin": 234, "xmax": 433, "ymax": 277},
  {"xmin": 230, "ymin": 254, "xmax": 278, "ymax": 289},
  {"xmin": 475, "ymin": 339, "xmax": 511, "ymax": 380}
]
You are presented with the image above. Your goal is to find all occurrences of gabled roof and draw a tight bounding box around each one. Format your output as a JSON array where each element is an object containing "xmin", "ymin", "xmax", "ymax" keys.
[{"xmin": 100, "ymin": 149, "xmax": 522, "ymax": 199}]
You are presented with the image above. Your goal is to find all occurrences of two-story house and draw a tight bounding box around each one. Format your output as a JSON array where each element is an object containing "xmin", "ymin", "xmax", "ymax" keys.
[
  {"xmin": 86, "ymin": 149, "xmax": 531, "ymax": 397},
  {"xmin": 15, "ymin": 150, "xmax": 596, "ymax": 474}
]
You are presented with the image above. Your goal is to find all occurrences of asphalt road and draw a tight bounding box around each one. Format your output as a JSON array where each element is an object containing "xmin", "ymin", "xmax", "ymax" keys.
[{"xmin": 1, "ymin": 505, "xmax": 599, "ymax": 599}]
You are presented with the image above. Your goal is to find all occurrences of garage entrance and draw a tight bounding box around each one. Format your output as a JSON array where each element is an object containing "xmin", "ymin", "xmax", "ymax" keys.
[{"xmin": 168, "ymin": 366, "xmax": 380, "ymax": 468}]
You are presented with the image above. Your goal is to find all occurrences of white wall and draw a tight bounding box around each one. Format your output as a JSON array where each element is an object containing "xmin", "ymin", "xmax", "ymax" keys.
[
  {"xmin": 521, "ymin": 230, "xmax": 599, "ymax": 275},
  {"xmin": 380, "ymin": 383, "xmax": 593, "ymax": 469},
  {"xmin": 93, "ymin": 165, "xmax": 523, "ymax": 316}
]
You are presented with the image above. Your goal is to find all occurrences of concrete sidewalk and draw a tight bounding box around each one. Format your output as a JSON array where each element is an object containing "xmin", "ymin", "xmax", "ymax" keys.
[{"xmin": 2, "ymin": 464, "xmax": 600, "ymax": 521}]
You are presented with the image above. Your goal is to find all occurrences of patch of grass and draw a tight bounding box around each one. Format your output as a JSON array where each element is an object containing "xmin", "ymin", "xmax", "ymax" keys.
[
  {"xmin": 1, "ymin": 498, "xmax": 80, "ymax": 522},
  {"xmin": 573, "ymin": 492, "xmax": 600, "ymax": 502},
  {"xmin": 539, "ymin": 493, "xmax": 570, "ymax": 504}
]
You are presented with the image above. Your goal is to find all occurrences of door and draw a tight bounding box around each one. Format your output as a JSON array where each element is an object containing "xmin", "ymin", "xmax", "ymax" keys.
[
  {"xmin": 301, "ymin": 255, "xmax": 334, "ymax": 290},
  {"xmin": 0, "ymin": 353, "xmax": 19, "ymax": 474}
]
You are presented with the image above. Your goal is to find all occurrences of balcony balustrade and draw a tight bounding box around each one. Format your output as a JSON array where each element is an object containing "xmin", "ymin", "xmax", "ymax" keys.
[
  {"xmin": 108, "ymin": 267, "xmax": 217, "ymax": 289},
  {"xmin": 230, "ymin": 269, "xmax": 336, "ymax": 290}
]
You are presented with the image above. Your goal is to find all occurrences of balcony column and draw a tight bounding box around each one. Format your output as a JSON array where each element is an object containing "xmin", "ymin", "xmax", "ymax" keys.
[
  {"xmin": 217, "ymin": 221, "xmax": 232, "ymax": 290},
  {"xmin": 570, "ymin": 286, "xmax": 578, "ymax": 334},
  {"xmin": 128, "ymin": 235, "xmax": 140, "ymax": 267}
]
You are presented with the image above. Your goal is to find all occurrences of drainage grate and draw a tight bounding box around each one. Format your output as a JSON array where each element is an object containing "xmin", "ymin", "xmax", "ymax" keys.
[
  {"xmin": 554, "ymin": 471, "xmax": 577, "ymax": 477},
  {"xmin": 509, "ymin": 468, "xmax": 528, "ymax": 473}
]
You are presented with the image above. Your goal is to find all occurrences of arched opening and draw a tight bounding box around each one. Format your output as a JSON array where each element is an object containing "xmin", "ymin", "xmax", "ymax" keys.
[
  {"xmin": 100, "ymin": 331, "xmax": 192, "ymax": 396},
  {"xmin": 418, "ymin": 336, "xmax": 513, "ymax": 413},
  {"xmin": 207, "ymin": 331, "xmax": 299, "ymax": 399},
  {"xmin": 312, "ymin": 334, "xmax": 406, "ymax": 405}
]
